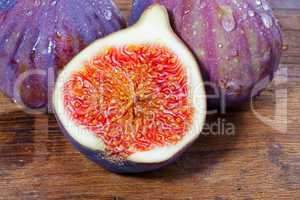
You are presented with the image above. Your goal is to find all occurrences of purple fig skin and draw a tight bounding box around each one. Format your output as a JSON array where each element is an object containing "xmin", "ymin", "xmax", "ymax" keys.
[
  {"xmin": 56, "ymin": 115, "xmax": 191, "ymax": 173},
  {"xmin": 130, "ymin": 0, "xmax": 283, "ymax": 108},
  {"xmin": 0, "ymin": 0, "xmax": 125, "ymax": 111}
]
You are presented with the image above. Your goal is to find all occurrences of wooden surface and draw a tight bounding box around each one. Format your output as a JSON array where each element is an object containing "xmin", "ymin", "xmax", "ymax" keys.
[{"xmin": 0, "ymin": 0, "xmax": 299, "ymax": 199}]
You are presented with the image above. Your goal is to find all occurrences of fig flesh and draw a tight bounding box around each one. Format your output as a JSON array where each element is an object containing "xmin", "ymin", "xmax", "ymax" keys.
[
  {"xmin": 130, "ymin": 0, "xmax": 283, "ymax": 108},
  {"xmin": 53, "ymin": 5, "xmax": 207, "ymax": 173},
  {"xmin": 0, "ymin": 0, "xmax": 125, "ymax": 111}
]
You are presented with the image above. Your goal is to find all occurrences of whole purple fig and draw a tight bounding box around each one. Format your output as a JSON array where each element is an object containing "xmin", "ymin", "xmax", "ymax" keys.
[
  {"xmin": 0, "ymin": 0, "xmax": 125, "ymax": 112},
  {"xmin": 130, "ymin": 0, "xmax": 282, "ymax": 108}
]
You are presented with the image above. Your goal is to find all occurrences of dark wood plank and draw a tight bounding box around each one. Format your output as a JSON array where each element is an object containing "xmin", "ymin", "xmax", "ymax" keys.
[{"xmin": 0, "ymin": 0, "xmax": 299, "ymax": 199}]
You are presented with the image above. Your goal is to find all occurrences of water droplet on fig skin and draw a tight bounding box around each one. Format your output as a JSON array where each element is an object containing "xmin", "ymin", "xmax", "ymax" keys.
[
  {"xmin": 261, "ymin": 13, "xmax": 273, "ymax": 29},
  {"xmin": 256, "ymin": 0, "xmax": 262, "ymax": 6},
  {"xmin": 219, "ymin": 6, "xmax": 236, "ymax": 32},
  {"xmin": 184, "ymin": 9, "xmax": 191, "ymax": 15},
  {"xmin": 51, "ymin": 1, "xmax": 57, "ymax": 6},
  {"xmin": 248, "ymin": 10, "xmax": 255, "ymax": 17},
  {"xmin": 34, "ymin": 0, "xmax": 41, "ymax": 7},
  {"xmin": 104, "ymin": 9, "xmax": 112, "ymax": 20},
  {"xmin": 26, "ymin": 10, "xmax": 33, "ymax": 16},
  {"xmin": 223, "ymin": 21, "xmax": 235, "ymax": 31},
  {"xmin": 261, "ymin": 0, "xmax": 271, "ymax": 11}
]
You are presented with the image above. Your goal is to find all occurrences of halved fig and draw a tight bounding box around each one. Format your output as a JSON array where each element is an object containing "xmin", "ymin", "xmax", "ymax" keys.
[{"xmin": 53, "ymin": 5, "xmax": 206, "ymax": 173}]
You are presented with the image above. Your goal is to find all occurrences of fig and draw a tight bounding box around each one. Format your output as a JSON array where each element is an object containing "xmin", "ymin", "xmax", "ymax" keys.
[
  {"xmin": 0, "ymin": 0, "xmax": 125, "ymax": 111},
  {"xmin": 53, "ymin": 5, "xmax": 207, "ymax": 173},
  {"xmin": 130, "ymin": 0, "xmax": 283, "ymax": 108}
]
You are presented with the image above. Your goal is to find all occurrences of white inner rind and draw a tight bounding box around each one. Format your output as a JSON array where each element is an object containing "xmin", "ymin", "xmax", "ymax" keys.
[{"xmin": 53, "ymin": 5, "xmax": 207, "ymax": 164}]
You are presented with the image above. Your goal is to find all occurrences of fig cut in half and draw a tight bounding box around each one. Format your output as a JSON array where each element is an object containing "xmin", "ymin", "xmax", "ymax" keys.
[{"xmin": 53, "ymin": 5, "xmax": 206, "ymax": 173}]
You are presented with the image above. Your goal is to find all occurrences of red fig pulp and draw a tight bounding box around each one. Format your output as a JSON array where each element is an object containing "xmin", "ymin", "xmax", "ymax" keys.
[{"xmin": 63, "ymin": 44, "xmax": 194, "ymax": 158}]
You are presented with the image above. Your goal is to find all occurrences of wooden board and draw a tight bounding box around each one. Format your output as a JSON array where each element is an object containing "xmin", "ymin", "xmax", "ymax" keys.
[{"xmin": 0, "ymin": 0, "xmax": 299, "ymax": 199}]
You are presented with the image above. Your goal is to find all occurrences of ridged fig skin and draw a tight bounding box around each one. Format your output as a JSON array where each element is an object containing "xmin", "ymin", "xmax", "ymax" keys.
[
  {"xmin": 56, "ymin": 117, "xmax": 191, "ymax": 173},
  {"xmin": 0, "ymin": 0, "xmax": 125, "ymax": 111},
  {"xmin": 130, "ymin": 0, "xmax": 283, "ymax": 107}
]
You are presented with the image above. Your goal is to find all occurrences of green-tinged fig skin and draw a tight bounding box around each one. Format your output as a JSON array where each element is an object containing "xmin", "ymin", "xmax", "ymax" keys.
[
  {"xmin": 56, "ymin": 116, "xmax": 191, "ymax": 173},
  {"xmin": 130, "ymin": 0, "xmax": 282, "ymax": 107},
  {"xmin": 0, "ymin": 0, "xmax": 125, "ymax": 110}
]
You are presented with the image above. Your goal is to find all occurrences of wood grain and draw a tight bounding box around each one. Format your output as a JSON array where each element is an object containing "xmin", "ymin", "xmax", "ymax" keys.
[{"xmin": 0, "ymin": 0, "xmax": 299, "ymax": 199}]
